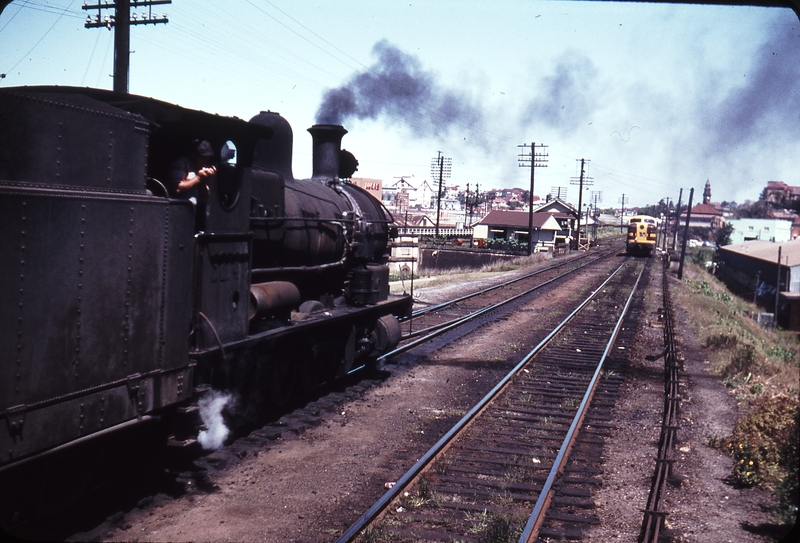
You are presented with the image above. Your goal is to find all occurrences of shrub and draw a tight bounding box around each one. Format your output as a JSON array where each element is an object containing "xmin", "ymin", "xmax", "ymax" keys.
[
  {"xmin": 767, "ymin": 344, "xmax": 798, "ymax": 366},
  {"xmin": 714, "ymin": 397, "xmax": 799, "ymax": 524},
  {"xmin": 705, "ymin": 333, "xmax": 738, "ymax": 350},
  {"xmin": 722, "ymin": 343, "xmax": 758, "ymax": 380},
  {"xmin": 689, "ymin": 279, "xmax": 731, "ymax": 304}
]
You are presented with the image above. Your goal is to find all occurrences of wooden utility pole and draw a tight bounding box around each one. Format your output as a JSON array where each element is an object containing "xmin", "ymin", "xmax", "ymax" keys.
[
  {"xmin": 571, "ymin": 159, "xmax": 593, "ymax": 250},
  {"xmin": 672, "ymin": 189, "xmax": 683, "ymax": 251},
  {"xmin": 619, "ymin": 194, "xmax": 628, "ymax": 233},
  {"xmin": 775, "ymin": 248, "xmax": 783, "ymax": 327},
  {"xmin": 518, "ymin": 142, "xmax": 548, "ymax": 255},
  {"xmin": 83, "ymin": 0, "xmax": 171, "ymax": 93},
  {"xmin": 591, "ymin": 191, "xmax": 602, "ymax": 241},
  {"xmin": 677, "ymin": 188, "xmax": 694, "ymax": 280},
  {"xmin": 431, "ymin": 152, "xmax": 451, "ymax": 239}
]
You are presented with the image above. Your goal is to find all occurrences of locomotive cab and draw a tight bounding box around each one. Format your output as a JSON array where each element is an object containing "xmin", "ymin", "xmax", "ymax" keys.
[{"xmin": 0, "ymin": 86, "xmax": 411, "ymax": 474}]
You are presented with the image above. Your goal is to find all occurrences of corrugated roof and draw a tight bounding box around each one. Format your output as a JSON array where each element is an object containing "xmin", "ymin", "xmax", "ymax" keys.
[
  {"xmin": 681, "ymin": 203, "xmax": 723, "ymax": 216},
  {"xmin": 720, "ymin": 238, "xmax": 800, "ymax": 267},
  {"xmin": 477, "ymin": 210, "xmax": 561, "ymax": 230}
]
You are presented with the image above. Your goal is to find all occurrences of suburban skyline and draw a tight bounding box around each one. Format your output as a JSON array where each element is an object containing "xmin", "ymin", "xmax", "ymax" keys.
[{"xmin": 1, "ymin": 0, "xmax": 797, "ymax": 209}]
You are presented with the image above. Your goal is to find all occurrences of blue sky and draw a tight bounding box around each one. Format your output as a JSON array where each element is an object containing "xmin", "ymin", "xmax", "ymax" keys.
[{"xmin": 1, "ymin": 1, "xmax": 798, "ymax": 209}]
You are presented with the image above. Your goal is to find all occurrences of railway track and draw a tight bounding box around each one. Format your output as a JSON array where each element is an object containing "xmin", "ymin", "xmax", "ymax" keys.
[
  {"xmin": 639, "ymin": 260, "xmax": 680, "ymax": 543},
  {"xmin": 11, "ymin": 245, "xmax": 640, "ymax": 542},
  {"xmin": 401, "ymin": 246, "xmax": 621, "ymax": 339},
  {"xmin": 381, "ymin": 245, "xmax": 625, "ymax": 366},
  {"xmin": 337, "ymin": 256, "xmax": 651, "ymax": 542}
]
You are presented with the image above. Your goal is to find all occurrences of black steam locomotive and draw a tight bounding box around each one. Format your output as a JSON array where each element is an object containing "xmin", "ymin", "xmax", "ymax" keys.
[{"xmin": 0, "ymin": 86, "xmax": 411, "ymax": 469}]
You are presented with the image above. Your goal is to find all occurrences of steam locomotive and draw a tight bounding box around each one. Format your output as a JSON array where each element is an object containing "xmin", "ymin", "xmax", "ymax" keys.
[{"xmin": 0, "ymin": 86, "xmax": 412, "ymax": 470}]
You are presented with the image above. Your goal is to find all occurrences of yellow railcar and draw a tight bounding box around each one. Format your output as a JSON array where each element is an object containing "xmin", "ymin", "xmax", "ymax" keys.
[{"xmin": 626, "ymin": 214, "xmax": 659, "ymax": 256}]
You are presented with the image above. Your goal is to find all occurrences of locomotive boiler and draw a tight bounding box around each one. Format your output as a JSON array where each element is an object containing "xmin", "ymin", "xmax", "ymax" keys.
[{"xmin": 0, "ymin": 86, "xmax": 411, "ymax": 470}]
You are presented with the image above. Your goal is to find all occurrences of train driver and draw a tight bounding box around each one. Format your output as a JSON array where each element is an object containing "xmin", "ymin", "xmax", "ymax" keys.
[{"xmin": 169, "ymin": 140, "xmax": 217, "ymax": 205}]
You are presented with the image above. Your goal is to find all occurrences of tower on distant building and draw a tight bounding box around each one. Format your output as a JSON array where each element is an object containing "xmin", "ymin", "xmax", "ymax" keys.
[{"xmin": 703, "ymin": 179, "xmax": 711, "ymax": 205}]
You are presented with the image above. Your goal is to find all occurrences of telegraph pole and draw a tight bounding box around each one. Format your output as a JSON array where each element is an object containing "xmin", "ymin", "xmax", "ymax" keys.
[
  {"xmin": 431, "ymin": 152, "xmax": 452, "ymax": 239},
  {"xmin": 672, "ymin": 188, "xmax": 683, "ymax": 251},
  {"xmin": 518, "ymin": 142, "xmax": 549, "ymax": 255},
  {"xmin": 571, "ymin": 159, "xmax": 593, "ymax": 250},
  {"xmin": 775, "ymin": 248, "xmax": 783, "ymax": 326},
  {"xmin": 591, "ymin": 190, "xmax": 602, "ymax": 241},
  {"xmin": 83, "ymin": 0, "xmax": 171, "ymax": 93},
  {"xmin": 677, "ymin": 188, "xmax": 694, "ymax": 280},
  {"xmin": 464, "ymin": 184, "xmax": 469, "ymax": 225},
  {"xmin": 550, "ymin": 186, "xmax": 568, "ymax": 201},
  {"xmin": 619, "ymin": 194, "xmax": 628, "ymax": 233},
  {"xmin": 661, "ymin": 196, "xmax": 670, "ymax": 253}
]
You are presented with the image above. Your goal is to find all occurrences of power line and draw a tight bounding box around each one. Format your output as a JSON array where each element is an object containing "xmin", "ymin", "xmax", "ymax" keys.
[
  {"xmin": 81, "ymin": 24, "xmax": 103, "ymax": 85},
  {"xmin": 2, "ymin": 0, "xmax": 83, "ymax": 21},
  {"xmin": 1, "ymin": 0, "xmax": 72, "ymax": 78}
]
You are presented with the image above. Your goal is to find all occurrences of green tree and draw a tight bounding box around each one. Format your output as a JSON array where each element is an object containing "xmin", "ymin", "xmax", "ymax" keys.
[
  {"xmin": 738, "ymin": 200, "xmax": 769, "ymax": 219},
  {"xmin": 716, "ymin": 223, "xmax": 734, "ymax": 246}
]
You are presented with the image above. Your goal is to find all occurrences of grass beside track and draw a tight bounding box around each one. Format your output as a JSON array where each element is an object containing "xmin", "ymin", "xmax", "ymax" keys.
[
  {"xmin": 395, "ymin": 249, "xmax": 799, "ymax": 529},
  {"xmin": 389, "ymin": 252, "xmax": 554, "ymax": 294},
  {"xmin": 671, "ymin": 255, "xmax": 798, "ymax": 527}
]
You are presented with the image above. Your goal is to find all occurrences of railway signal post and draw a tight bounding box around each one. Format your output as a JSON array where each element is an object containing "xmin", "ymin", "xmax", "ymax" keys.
[{"xmin": 571, "ymin": 159, "xmax": 593, "ymax": 250}]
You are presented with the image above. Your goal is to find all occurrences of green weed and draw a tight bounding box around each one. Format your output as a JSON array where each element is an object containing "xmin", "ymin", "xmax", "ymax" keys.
[{"xmin": 712, "ymin": 397, "xmax": 799, "ymax": 524}]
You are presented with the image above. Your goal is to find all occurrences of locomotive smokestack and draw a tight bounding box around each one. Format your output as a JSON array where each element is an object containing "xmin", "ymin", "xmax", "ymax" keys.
[{"xmin": 308, "ymin": 124, "xmax": 347, "ymax": 180}]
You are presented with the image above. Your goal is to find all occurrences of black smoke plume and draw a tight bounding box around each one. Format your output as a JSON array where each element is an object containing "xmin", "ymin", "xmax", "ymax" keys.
[
  {"xmin": 316, "ymin": 40, "xmax": 484, "ymax": 139},
  {"xmin": 518, "ymin": 53, "xmax": 600, "ymax": 136},
  {"xmin": 704, "ymin": 21, "xmax": 800, "ymax": 150}
]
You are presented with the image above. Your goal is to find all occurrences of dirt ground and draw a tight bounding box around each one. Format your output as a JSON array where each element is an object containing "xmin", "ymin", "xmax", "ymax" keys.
[
  {"xmin": 84, "ymin": 261, "xmax": 791, "ymax": 543},
  {"xmin": 585, "ymin": 270, "xmax": 791, "ymax": 542}
]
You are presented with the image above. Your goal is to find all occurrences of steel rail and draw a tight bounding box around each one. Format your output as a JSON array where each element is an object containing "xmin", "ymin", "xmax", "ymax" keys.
[
  {"xmin": 401, "ymin": 248, "xmax": 619, "ymax": 341},
  {"xmin": 405, "ymin": 247, "xmax": 618, "ymax": 321},
  {"xmin": 336, "ymin": 258, "xmax": 632, "ymax": 543},
  {"xmin": 380, "ymin": 251, "xmax": 624, "ymax": 363},
  {"xmin": 639, "ymin": 259, "xmax": 680, "ymax": 542},
  {"xmin": 518, "ymin": 260, "xmax": 646, "ymax": 543}
]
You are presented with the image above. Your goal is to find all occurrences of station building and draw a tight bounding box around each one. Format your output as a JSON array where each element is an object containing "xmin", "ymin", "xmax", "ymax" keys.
[{"xmin": 472, "ymin": 210, "xmax": 562, "ymax": 252}]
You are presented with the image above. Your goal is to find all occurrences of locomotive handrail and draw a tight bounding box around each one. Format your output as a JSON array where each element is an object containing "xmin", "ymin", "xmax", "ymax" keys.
[
  {"xmin": 194, "ymin": 231, "xmax": 254, "ymax": 241},
  {"xmin": 250, "ymin": 216, "xmax": 354, "ymax": 225},
  {"xmin": 0, "ymin": 366, "xmax": 193, "ymax": 425},
  {"xmin": 249, "ymin": 216, "xmax": 398, "ymax": 226}
]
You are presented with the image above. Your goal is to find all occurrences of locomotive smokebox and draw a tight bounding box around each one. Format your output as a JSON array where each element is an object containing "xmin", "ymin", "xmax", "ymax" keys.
[{"xmin": 308, "ymin": 124, "xmax": 347, "ymax": 180}]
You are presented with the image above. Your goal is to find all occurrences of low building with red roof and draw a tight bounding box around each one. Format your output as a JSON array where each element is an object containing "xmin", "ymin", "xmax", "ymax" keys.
[
  {"xmin": 472, "ymin": 210, "xmax": 563, "ymax": 252},
  {"xmin": 679, "ymin": 203, "xmax": 725, "ymax": 230}
]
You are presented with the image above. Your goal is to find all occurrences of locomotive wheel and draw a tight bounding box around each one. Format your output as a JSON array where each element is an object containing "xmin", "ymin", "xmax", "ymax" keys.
[
  {"xmin": 297, "ymin": 346, "xmax": 324, "ymax": 394},
  {"xmin": 266, "ymin": 354, "xmax": 297, "ymax": 406},
  {"xmin": 336, "ymin": 327, "xmax": 357, "ymax": 377}
]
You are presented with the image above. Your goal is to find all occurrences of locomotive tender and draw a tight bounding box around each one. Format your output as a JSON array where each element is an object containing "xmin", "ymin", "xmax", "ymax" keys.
[
  {"xmin": 626, "ymin": 214, "xmax": 659, "ymax": 256},
  {"xmin": 0, "ymin": 86, "xmax": 411, "ymax": 469}
]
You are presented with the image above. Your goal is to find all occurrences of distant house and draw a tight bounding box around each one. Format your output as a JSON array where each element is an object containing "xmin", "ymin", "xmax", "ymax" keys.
[
  {"xmin": 382, "ymin": 177, "xmax": 436, "ymax": 209},
  {"xmin": 534, "ymin": 198, "xmax": 579, "ymax": 244},
  {"xmin": 728, "ymin": 218, "xmax": 792, "ymax": 244},
  {"xmin": 472, "ymin": 210, "xmax": 562, "ymax": 252},
  {"xmin": 717, "ymin": 239, "xmax": 800, "ymax": 330},
  {"xmin": 679, "ymin": 203, "xmax": 725, "ymax": 231},
  {"xmin": 763, "ymin": 181, "xmax": 800, "ymax": 207},
  {"xmin": 767, "ymin": 209, "xmax": 800, "ymax": 239}
]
